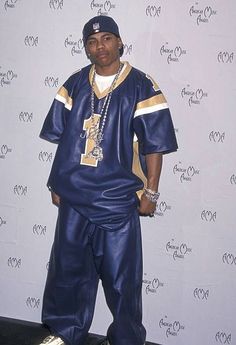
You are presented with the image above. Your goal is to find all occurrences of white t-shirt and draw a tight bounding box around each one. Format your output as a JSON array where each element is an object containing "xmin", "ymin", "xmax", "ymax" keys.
[
  {"xmin": 95, "ymin": 73, "xmax": 116, "ymax": 92},
  {"xmin": 95, "ymin": 63, "xmax": 127, "ymax": 92}
]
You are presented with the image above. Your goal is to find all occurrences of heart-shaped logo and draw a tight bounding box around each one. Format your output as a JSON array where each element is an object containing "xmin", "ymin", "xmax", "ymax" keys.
[
  {"xmin": 78, "ymin": 38, "xmax": 84, "ymax": 49},
  {"xmin": 159, "ymin": 201, "xmax": 167, "ymax": 213},
  {"xmin": 173, "ymin": 321, "xmax": 180, "ymax": 332},
  {"xmin": 174, "ymin": 46, "xmax": 182, "ymax": 58},
  {"xmin": 1, "ymin": 145, "xmax": 8, "ymax": 155},
  {"xmin": 195, "ymin": 88, "xmax": 204, "ymax": 100},
  {"xmin": 152, "ymin": 278, "xmax": 160, "ymax": 289},
  {"xmin": 6, "ymin": 70, "xmax": 14, "ymax": 81},
  {"xmin": 204, "ymin": 6, "xmax": 212, "ymax": 18},
  {"xmin": 226, "ymin": 253, "xmax": 234, "ymax": 265},
  {"xmin": 213, "ymin": 132, "xmax": 221, "ymax": 142},
  {"xmin": 187, "ymin": 166, "xmax": 195, "ymax": 177},
  {"xmin": 180, "ymin": 243, "xmax": 187, "ymax": 255},
  {"xmin": 104, "ymin": 0, "xmax": 112, "ymax": 12}
]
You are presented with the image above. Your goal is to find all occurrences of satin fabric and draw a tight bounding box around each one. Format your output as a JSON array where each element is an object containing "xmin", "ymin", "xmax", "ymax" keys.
[
  {"xmin": 40, "ymin": 62, "xmax": 178, "ymax": 230},
  {"xmin": 42, "ymin": 200, "xmax": 146, "ymax": 345}
]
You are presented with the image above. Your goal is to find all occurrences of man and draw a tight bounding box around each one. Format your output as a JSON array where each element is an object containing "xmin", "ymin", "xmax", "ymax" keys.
[{"xmin": 39, "ymin": 15, "xmax": 177, "ymax": 345}]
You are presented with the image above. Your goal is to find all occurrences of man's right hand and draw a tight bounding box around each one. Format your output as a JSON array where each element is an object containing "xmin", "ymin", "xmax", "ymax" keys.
[{"xmin": 51, "ymin": 191, "xmax": 60, "ymax": 207}]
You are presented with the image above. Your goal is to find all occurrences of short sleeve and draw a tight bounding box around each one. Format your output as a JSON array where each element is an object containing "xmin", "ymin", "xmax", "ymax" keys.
[
  {"xmin": 133, "ymin": 74, "xmax": 178, "ymax": 155},
  {"xmin": 39, "ymin": 81, "xmax": 74, "ymax": 144}
]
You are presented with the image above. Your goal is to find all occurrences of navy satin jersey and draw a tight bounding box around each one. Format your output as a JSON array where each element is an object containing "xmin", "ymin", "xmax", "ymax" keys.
[{"xmin": 40, "ymin": 62, "xmax": 178, "ymax": 229}]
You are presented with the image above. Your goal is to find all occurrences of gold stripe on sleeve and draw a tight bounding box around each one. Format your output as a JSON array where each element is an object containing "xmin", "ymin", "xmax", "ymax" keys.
[
  {"xmin": 136, "ymin": 94, "xmax": 167, "ymax": 111},
  {"xmin": 57, "ymin": 86, "xmax": 73, "ymax": 109}
]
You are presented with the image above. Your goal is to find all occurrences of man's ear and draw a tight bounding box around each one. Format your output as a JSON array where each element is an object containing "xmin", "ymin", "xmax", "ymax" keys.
[
  {"xmin": 117, "ymin": 38, "xmax": 124, "ymax": 56},
  {"xmin": 118, "ymin": 37, "xmax": 123, "ymax": 49},
  {"xmin": 85, "ymin": 47, "xmax": 91, "ymax": 59}
]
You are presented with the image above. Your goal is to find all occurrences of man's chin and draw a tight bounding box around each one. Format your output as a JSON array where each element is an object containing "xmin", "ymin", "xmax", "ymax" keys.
[{"xmin": 94, "ymin": 57, "xmax": 110, "ymax": 66}]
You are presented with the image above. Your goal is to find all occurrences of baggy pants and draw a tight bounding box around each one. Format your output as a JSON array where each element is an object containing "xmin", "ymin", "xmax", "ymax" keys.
[{"xmin": 42, "ymin": 200, "xmax": 146, "ymax": 345}]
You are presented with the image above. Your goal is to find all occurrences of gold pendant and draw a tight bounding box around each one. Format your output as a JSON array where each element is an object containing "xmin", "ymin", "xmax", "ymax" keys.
[{"xmin": 88, "ymin": 145, "xmax": 103, "ymax": 161}]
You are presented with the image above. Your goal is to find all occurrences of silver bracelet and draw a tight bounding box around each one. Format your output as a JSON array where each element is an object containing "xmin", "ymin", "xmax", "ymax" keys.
[{"xmin": 144, "ymin": 188, "xmax": 160, "ymax": 203}]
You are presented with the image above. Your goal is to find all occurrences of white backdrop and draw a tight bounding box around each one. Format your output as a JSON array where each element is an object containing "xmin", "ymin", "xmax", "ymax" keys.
[{"xmin": 0, "ymin": 1, "xmax": 236, "ymax": 345}]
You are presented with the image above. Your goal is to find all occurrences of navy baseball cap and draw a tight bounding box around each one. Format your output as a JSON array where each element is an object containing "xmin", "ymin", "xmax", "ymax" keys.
[{"xmin": 83, "ymin": 15, "xmax": 123, "ymax": 56}]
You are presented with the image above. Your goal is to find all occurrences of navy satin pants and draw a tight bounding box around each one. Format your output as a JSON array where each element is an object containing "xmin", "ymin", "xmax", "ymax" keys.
[{"xmin": 42, "ymin": 200, "xmax": 146, "ymax": 345}]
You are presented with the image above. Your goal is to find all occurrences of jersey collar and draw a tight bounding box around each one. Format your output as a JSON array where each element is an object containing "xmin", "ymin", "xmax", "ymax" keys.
[{"xmin": 89, "ymin": 61, "xmax": 132, "ymax": 99}]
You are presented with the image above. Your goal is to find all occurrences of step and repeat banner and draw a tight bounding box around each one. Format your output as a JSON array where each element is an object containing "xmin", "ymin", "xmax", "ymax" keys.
[{"xmin": 0, "ymin": 1, "xmax": 235, "ymax": 344}]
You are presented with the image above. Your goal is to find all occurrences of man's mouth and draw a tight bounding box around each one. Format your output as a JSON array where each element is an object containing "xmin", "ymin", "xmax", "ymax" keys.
[{"xmin": 96, "ymin": 52, "xmax": 108, "ymax": 59}]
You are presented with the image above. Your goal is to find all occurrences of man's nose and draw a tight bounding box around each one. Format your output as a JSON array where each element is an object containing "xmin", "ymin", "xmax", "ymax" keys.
[{"xmin": 96, "ymin": 39, "xmax": 105, "ymax": 50}]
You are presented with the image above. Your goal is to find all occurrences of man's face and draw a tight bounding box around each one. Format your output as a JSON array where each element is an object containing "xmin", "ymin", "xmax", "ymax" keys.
[{"xmin": 85, "ymin": 32, "xmax": 122, "ymax": 68}]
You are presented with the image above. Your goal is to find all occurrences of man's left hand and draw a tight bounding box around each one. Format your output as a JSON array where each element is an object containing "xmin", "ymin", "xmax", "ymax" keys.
[{"xmin": 138, "ymin": 193, "xmax": 156, "ymax": 217}]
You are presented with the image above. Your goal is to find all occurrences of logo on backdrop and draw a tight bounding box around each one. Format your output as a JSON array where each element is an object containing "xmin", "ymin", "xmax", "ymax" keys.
[
  {"xmin": 0, "ymin": 216, "xmax": 7, "ymax": 227},
  {"xmin": 159, "ymin": 316, "xmax": 185, "ymax": 338},
  {"xmin": 19, "ymin": 111, "xmax": 33, "ymax": 123},
  {"xmin": 38, "ymin": 151, "xmax": 53, "ymax": 163},
  {"xmin": 215, "ymin": 332, "xmax": 232, "ymax": 344},
  {"xmin": 49, "ymin": 0, "xmax": 63, "ymax": 10},
  {"xmin": 217, "ymin": 52, "xmax": 234, "ymax": 64},
  {"xmin": 230, "ymin": 174, "xmax": 236, "ymax": 185},
  {"xmin": 64, "ymin": 35, "xmax": 84, "ymax": 56},
  {"xmin": 222, "ymin": 252, "xmax": 236, "ymax": 266},
  {"xmin": 143, "ymin": 273, "xmax": 164, "ymax": 295},
  {"xmin": 193, "ymin": 288, "xmax": 209, "ymax": 300},
  {"xmin": 189, "ymin": 4, "xmax": 217, "ymax": 25},
  {"xmin": 90, "ymin": 0, "xmax": 116, "ymax": 15},
  {"xmin": 24, "ymin": 35, "xmax": 39, "ymax": 47},
  {"xmin": 155, "ymin": 200, "xmax": 171, "ymax": 217},
  {"xmin": 166, "ymin": 239, "xmax": 192, "ymax": 261},
  {"xmin": 146, "ymin": 5, "xmax": 161, "ymax": 17},
  {"xmin": 0, "ymin": 67, "xmax": 17, "ymax": 87},
  {"xmin": 160, "ymin": 43, "xmax": 187, "ymax": 64},
  {"xmin": 8, "ymin": 257, "xmax": 21, "ymax": 268},
  {"xmin": 123, "ymin": 43, "xmax": 133, "ymax": 55},
  {"xmin": 181, "ymin": 85, "xmax": 208, "ymax": 107},
  {"xmin": 13, "ymin": 185, "xmax": 28, "ymax": 196},
  {"xmin": 33, "ymin": 224, "xmax": 47, "ymax": 236},
  {"xmin": 26, "ymin": 297, "xmax": 40, "ymax": 309},
  {"xmin": 0, "ymin": 144, "xmax": 12, "ymax": 159},
  {"xmin": 44, "ymin": 76, "xmax": 59, "ymax": 88},
  {"xmin": 209, "ymin": 131, "xmax": 225, "ymax": 143},
  {"xmin": 4, "ymin": 0, "xmax": 19, "ymax": 11},
  {"xmin": 201, "ymin": 210, "xmax": 217, "ymax": 222},
  {"xmin": 173, "ymin": 162, "xmax": 200, "ymax": 183}
]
